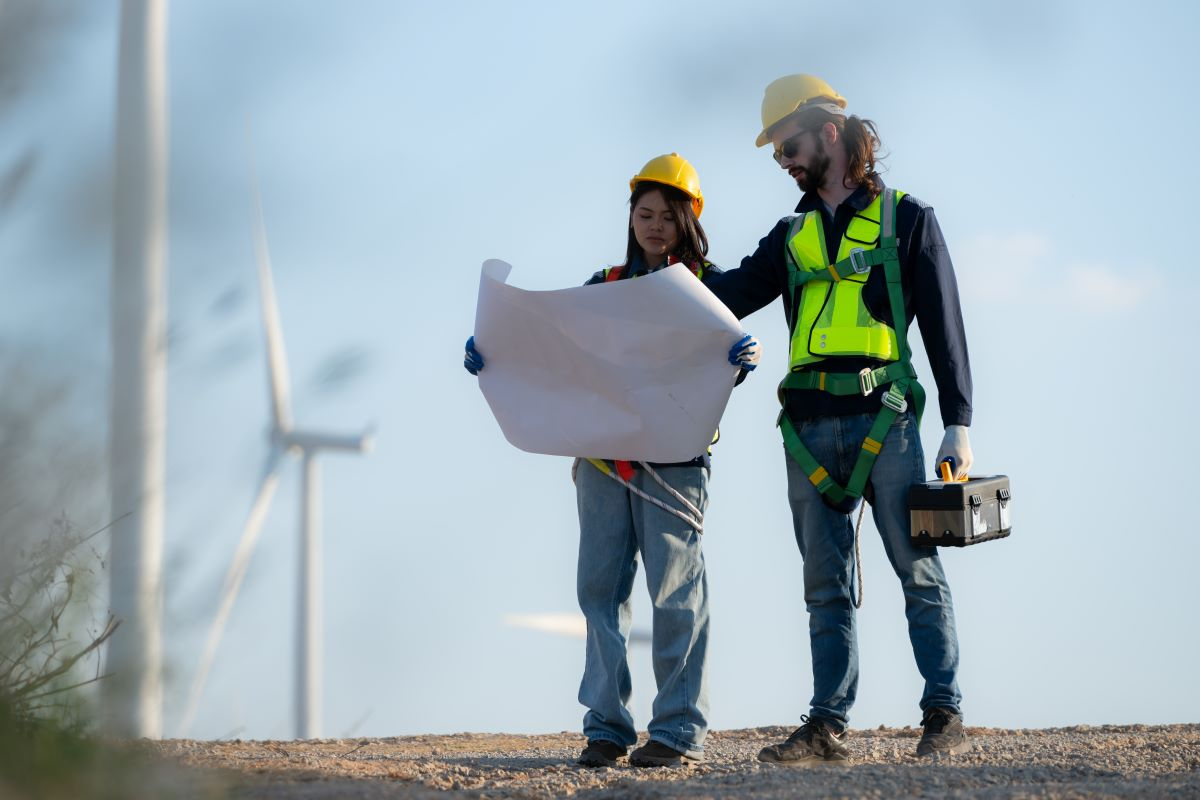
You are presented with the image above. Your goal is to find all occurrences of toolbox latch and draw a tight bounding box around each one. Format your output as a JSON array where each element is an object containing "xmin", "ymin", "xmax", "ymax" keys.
[{"xmin": 969, "ymin": 494, "xmax": 987, "ymax": 538}]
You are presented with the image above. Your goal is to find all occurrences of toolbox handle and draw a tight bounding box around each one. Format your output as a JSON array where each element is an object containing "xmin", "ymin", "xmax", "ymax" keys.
[{"xmin": 939, "ymin": 457, "xmax": 969, "ymax": 483}]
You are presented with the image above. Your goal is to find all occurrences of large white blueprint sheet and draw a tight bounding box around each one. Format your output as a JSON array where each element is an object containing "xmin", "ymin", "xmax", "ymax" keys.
[{"xmin": 473, "ymin": 260, "xmax": 744, "ymax": 462}]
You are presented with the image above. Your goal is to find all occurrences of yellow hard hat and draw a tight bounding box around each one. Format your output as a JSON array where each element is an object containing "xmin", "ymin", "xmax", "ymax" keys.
[
  {"xmin": 755, "ymin": 74, "xmax": 848, "ymax": 147},
  {"xmin": 629, "ymin": 153, "xmax": 704, "ymax": 217}
]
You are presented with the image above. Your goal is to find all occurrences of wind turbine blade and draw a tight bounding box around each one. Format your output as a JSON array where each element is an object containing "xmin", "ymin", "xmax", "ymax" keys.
[
  {"xmin": 504, "ymin": 613, "xmax": 587, "ymax": 639},
  {"xmin": 250, "ymin": 169, "xmax": 293, "ymax": 432},
  {"xmin": 177, "ymin": 450, "xmax": 284, "ymax": 737},
  {"xmin": 627, "ymin": 627, "xmax": 652, "ymax": 645},
  {"xmin": 286, "ymin": 429, "xmax": 373, "ymax": 453}
]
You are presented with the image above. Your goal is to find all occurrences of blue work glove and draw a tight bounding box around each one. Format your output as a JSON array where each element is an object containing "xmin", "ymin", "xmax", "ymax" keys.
[
  {"xmin": 728, "ymin": 333, "xmax": 762, "ymax": 371},
  {"xmin": 463, "ymin": 336, "xmax": 485, "ymax": 375}
]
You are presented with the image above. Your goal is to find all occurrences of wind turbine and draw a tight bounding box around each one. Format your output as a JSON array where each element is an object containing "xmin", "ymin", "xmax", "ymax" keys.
[{"xmin": 178, "ymin": 176, "xmax": 373, "ymax": 740}]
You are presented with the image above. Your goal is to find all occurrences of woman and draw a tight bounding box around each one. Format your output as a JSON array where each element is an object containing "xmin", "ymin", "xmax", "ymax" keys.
[{"xmin": 464, "ymin": 154, "xmax": 760, "ymax": 768}]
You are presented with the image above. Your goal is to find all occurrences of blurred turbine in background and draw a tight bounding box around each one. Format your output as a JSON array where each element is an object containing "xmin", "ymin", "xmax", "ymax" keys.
[{"xmin": 178, "ymin": 171, "xmax": 374, "ymax": 740}]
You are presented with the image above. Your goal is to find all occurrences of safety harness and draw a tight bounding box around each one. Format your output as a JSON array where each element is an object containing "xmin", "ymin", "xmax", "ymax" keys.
[
  {"xmin": 777, "ymin": 188, "xmax": 926, "ymax": 507},
  {"xmin": 583, "ymin": 257, "xmax": 710, "ymax": 533},
  {"xmin": 584, "ymin": 458, "xmax": 705, "ymax": 533},
  {"xmin": 601, "ymin": 259, "xmax": 705, "ymax": 283}
]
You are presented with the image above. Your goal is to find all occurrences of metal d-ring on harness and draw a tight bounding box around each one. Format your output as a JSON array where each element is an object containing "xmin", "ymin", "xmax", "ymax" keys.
[
  {"xmin": 778, "ymin": 188, "xmax": 927, "ymax": 607},
  {"xmin": 585, "ymin": 458, "xmax": 705, "ymax": 533}
]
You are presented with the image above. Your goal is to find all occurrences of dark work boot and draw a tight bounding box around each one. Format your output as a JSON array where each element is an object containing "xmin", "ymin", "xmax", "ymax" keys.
[
  {"xmin": 629, "ymin": 739, "xmax": 700, "ymax": 767},
  {"xmin": 577, "ymin": 739, "xmax": 627, "ymax": 767},
  {"xmin": 917, "ymin": 707, "xmax": 971, "ymax": 756},
  {"xmin": 757, "ymin": 715, "xmax": 850, "ymax": 766}
]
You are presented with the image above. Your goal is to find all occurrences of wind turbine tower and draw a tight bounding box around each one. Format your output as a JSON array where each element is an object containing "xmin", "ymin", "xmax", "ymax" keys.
[{"xmin": 107, "ymin": 0, "xmax": 168, "ymax": 739}]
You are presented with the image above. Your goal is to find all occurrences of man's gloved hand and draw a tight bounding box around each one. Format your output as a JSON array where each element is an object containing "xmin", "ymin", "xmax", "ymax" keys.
[
  {"xmin": 464, "ymin": 336, "xmax": 485, "ymax": 375},
  {"xmin": 728, "ymin": 333, "xmax": 762, "ymax": 371},
  {"xmin": 571, "ymin": 457, "xmax": 581, "ymax": 484},
  {"xmin": 935, "ymin": 425, "xmax": 973, "ymax": 479}
]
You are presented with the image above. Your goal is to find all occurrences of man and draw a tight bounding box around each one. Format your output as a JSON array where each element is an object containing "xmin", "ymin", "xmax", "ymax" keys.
[{"xmin": 706, "ymin": 75, "xmax": 974, "ymax": 763}]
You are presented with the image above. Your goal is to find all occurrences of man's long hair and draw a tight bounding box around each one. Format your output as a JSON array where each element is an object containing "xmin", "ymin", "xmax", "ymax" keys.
[
  {"xmin": 797, "ymin": 108, "xmax": 886, "ymax": 198},
  {"xmin": 620, "ymin": 181, "xmax": 709, "ymax": 270}
]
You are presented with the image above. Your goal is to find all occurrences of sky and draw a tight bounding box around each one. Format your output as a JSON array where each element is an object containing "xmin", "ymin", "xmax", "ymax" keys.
[{"xmin": 1, "ymin": 0, "xmax": 1198, "ymax": 741}]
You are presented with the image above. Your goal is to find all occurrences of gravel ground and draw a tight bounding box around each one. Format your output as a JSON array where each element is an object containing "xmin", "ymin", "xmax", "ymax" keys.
[{"xmin": 142, "ymin": 723, "xmax": 1200, "ymax": 799}]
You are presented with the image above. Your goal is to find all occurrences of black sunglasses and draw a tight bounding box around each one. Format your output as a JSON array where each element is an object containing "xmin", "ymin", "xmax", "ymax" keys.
[{"xmin": 772, "ymin": 129, "xmax": 810, "ymax": 164}]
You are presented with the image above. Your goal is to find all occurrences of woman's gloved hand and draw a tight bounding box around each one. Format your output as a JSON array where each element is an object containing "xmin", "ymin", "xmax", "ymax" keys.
[
  {"xmin": 935, "ymin": 425, "xmax": 973, "ymax": 479},
  {"xmin": 728, "ymin": 333, "xmax": 762, "ymax": 371},
  {"xmin": 464, "ymin": 336, "xmax": 485, "ymax": 375}
]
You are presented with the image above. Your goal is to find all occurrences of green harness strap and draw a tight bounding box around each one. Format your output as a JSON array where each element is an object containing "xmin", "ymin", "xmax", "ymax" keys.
[
  {"xmin": 778, "ymin": 361, "xmax": 915, "ymax": 396},
  {"xmin": 786, "ymin": 245, "xmax": 893, "ymax": 288},
  {"xmin": 778, "ymin": 189, "xmax": 926, "ymax": 505}
]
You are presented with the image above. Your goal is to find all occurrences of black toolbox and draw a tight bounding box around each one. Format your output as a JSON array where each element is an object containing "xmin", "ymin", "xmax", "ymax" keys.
[{"xmin": 908, "ymin": 475, "xmax": 1012, "ymax": 547}]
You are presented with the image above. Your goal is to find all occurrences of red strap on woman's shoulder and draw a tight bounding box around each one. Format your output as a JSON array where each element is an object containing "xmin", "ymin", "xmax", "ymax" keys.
[
  {"xmin": 607, "ymin": 261, "xmax": 703, "ymax": 281},
  {"xmin": 667, "ymin": 255, "xmax": 705, "ymax": 278}
]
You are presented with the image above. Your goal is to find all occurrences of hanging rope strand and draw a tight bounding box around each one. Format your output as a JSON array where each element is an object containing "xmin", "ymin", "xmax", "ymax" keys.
[
  {"xmin": 585, "ymin": 459, "xmax": 704, "ymax": 533},
  {"xmin": 638, "ymin": 461, "xmax": 704, "ymax": 525},
  {"xmin": 854, "ymin": 500, "xmax": 867, "ymax": 609}
]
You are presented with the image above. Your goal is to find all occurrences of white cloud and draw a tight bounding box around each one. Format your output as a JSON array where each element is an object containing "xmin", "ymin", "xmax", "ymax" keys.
[
  {"xmin": 1064, "ymin": 264, "xmax": 1158, "ymax": 312},
  {"xmin": 955, "ymin": 232, "xmax": 1051, "ymax": 302},
  {"xmin": 955, "ymin": 231, "xmax": 1157, "ymax": 313}
]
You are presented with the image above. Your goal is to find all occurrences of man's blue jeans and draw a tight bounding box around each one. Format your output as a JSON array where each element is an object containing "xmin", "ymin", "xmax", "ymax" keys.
[
  {"xmin": 783, "ymin": 411, "xmax": 962, "ymax": 730},
  {"xmin": 575, "ymin": 461, "xmax": 710, "ymax": 757}
]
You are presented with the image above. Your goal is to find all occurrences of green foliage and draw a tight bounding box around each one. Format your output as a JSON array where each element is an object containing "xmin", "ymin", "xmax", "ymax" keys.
[
  {"xmin": 0, "ymin": 518, "xmax": 227, "ymax": 799},
  {"xmin": 0, "ymin": 515, "xmax": 119, "ymax": 797},
  {"xmin": 0, "ymin": 515, "xmax": 117, "ymax": 725},
  {"xmin": 0, "ymin": 698, "xmax": 229, "ymax": 800},
  {"xmin": 0, "ymin": 698, "xmax": 102, "ymax": 798},
  {"xmin": 0, "ymin": 355, "xmax": 219, "ymax": 797}
]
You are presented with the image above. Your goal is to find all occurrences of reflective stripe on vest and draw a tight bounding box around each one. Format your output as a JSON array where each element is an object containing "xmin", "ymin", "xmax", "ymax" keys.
[{"xmin": 785, "ymin": 191, "xmax": 906, "ymax": 369}]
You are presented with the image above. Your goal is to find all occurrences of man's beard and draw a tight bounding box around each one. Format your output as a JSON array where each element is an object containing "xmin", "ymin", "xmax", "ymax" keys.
[{"xmin": 795, "ymin": 140, "xmax": 831, "ymax": 193}]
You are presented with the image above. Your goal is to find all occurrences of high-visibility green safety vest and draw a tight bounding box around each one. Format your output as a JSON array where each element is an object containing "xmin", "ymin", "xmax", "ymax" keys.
[
  {"xmin": 777, "ymin": 188, "xmax": 926, "ymax": 507},
  {"xmin": 786, "ymin": 191, "xmax": 904, "ymax": 368}
]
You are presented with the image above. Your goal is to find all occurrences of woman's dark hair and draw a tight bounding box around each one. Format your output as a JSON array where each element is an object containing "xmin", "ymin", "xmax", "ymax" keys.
[
  {"xmin": 797, "ymin": 108, "xmax": 887, "ymax": 198},
  {"xmin": 620, "ymin": 181, "xmax": 709, "ymax": 270}
]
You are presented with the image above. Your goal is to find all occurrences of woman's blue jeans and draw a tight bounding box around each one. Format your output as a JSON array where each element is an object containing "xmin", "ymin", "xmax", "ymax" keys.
[
  {"xmin": 783, "ymin": 411, "xmax": 962, "ymax": 730},
  {"xmin": 575, "ymin": 461, "xmax": 710, "ymax": 757}
]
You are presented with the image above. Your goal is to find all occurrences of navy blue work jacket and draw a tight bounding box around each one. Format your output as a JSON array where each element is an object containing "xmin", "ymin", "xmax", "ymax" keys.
[{"xmin": 704, "ymin": 181, "xmax": 972, "ymax": 429}]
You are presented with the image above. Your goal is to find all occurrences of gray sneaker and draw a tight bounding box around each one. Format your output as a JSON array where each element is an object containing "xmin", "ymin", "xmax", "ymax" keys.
[
  {"xmin": 917, "ymin": 707, "xmax": 971, "ymax": 756},
  {"xmin": 757, "ymin": 715, "xmax": 850, "ymax": 766}
]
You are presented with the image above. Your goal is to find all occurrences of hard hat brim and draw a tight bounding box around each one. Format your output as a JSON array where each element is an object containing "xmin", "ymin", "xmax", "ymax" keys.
[
  {"xmin": 755, "ymin": 100, "xmax": 849, "ymax": 148},
  {"xmin": 630, "ymin": 177, "xmax": 704, "ymax": 218}
]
